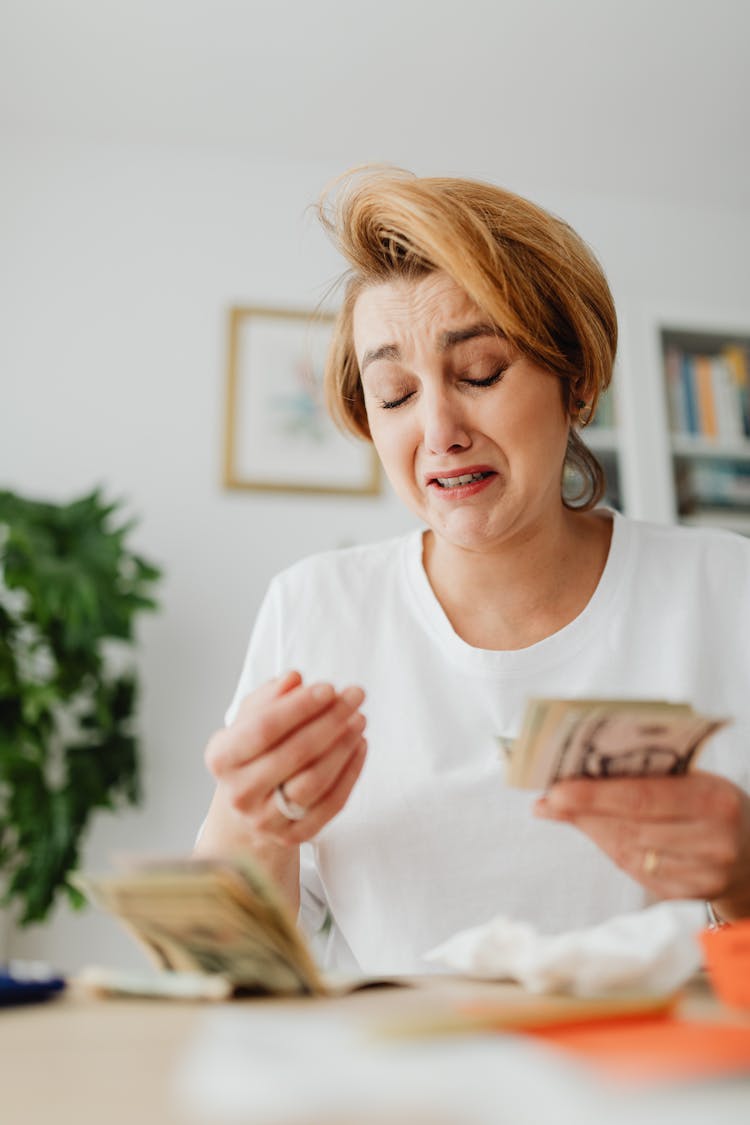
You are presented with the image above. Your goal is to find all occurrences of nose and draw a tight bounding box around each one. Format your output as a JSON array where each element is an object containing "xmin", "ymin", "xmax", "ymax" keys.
[{"xmin": 421, "ymin": 387, "xmax": 471, "ymax": 455}]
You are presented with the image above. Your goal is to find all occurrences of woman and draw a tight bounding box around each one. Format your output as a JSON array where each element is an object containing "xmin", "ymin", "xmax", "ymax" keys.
[{"xmin": 198, "ymin": 169, "xmax": 750, "ymax": 974}]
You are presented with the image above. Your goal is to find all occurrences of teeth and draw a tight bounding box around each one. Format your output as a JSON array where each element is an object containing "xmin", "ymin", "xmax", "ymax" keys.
[{"xmin": 436, "ymin": 472, "xmax": 486, "ymax": 487}]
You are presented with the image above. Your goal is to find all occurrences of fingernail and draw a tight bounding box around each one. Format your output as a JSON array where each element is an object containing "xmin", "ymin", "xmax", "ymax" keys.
[
  {"xmin": 341, "ymin": 685, "xmax": 365, "ymax": 707},
  {"xmin": 311, "ymin": 683, "xmax": 335, "ymax": 702},
  {"xmin": 534, "ymin": 794, "xmax": 564, "ymax": 818}
]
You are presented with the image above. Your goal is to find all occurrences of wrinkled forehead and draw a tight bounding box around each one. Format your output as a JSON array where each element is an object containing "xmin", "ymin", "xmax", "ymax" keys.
[{"xmin": 352, "ymin": 272, "xmax": 494, "ymax": 362}]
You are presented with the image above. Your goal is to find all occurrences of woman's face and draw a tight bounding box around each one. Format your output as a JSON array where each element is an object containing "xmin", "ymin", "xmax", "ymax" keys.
[{"xmin": 352, "ymin": 271, "xmax": 571, "ymax": 554}]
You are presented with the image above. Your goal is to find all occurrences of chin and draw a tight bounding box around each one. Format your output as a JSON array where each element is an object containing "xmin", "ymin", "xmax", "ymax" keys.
[{"xmin": 432, "ymin": 514, "xmax": 503, "ymax": 552}]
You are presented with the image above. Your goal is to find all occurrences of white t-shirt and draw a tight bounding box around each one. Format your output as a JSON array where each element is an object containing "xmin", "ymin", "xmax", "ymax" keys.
[{"xmin": 226, "ymin": 510, "xmax": 750, "ymax": 974}]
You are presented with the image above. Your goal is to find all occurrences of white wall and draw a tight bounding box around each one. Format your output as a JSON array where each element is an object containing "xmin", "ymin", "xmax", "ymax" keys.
[{"xmin": 3, "ymin": 136, "xmax": 750, "ymax": 970}]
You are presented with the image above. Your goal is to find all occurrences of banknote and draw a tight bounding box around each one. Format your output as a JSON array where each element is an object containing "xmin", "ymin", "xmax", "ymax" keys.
[
  {"xmin": 503, "ymin": 698, "xmax": 727, "ymax": 789},
  {"xmin": 75, "ymin": 856, "xmax": 326, "ymax": 996}
]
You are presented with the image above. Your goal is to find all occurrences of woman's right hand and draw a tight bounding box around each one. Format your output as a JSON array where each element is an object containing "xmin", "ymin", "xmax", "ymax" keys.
[{"xmin": 203, "ymin": 670, "xmax": 368, "ymax": 848}]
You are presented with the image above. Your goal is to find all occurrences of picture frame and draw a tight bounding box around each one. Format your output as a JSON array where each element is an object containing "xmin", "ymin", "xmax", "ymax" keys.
[{"xmin": 223, "ymin": 306, "xmax": 380, "ymax": 496}]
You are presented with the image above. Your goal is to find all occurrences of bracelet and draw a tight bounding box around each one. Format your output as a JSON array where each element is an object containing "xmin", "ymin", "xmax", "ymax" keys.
[{"xmin": 706, "ymin": 901, "xmax": 729, "ymax": 929}]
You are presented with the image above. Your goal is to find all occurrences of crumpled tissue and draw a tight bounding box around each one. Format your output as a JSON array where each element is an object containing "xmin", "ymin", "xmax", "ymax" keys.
[{"xmin": 424, "ymin": 901, "xmax": 705, "ymax": 995}]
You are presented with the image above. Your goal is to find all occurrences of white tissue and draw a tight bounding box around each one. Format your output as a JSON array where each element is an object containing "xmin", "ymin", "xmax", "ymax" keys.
[{"xmin": 424, "ymin": 901, "xmax": 705, "ymax": 995}]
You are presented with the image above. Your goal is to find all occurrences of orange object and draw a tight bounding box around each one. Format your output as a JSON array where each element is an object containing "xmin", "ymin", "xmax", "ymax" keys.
[
  {"xmin": 700, "ymin": 919, "xmax": 750, "ymax": 1009},
  {"xmin": 527, "ymin": 1015, "xmax": 750, "ymax": 1082}
]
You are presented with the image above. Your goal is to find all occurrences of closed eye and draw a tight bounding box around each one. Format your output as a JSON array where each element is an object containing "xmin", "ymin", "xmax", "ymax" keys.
[
  {"xmin": 377, "ymin": 367, "xmax": 506, "ymax": 409},
  {"xmin": 378, "ymin": 390, "xmax": 415, "ymax": 410},
  {"xmin": 462, "ymin": 368, "xmax": 506, "ymax": 389}
]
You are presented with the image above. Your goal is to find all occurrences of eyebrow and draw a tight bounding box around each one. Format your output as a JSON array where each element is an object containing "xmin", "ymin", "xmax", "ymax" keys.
[
  {"xmin": 439, "ymin": 323, "xmax": 502, "ymax": 349},
  {"xmin": 360, "ymin": 323, "xmax": 503, "ymax": 373},
  {"xmin": 360, "ymin": 343, "xmax": 401, "ymax": 373}
]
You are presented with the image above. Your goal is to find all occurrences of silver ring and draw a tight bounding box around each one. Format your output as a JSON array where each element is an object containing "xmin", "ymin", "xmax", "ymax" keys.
[{"xmin": 273, "ymin": 782, "xmax": 307, "ymax": 822}]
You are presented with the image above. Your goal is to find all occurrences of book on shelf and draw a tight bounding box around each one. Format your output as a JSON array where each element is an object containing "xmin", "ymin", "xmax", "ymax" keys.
[
  {"xmin": 725, "ymin": 344, "xmax": 750, "ymax": 436},
  {"xmin": 664, "ymin": 343, "xmax": 750, "ymax": 443},
  {"xmin": 679, "ymin": 460, "xmax": 750, "ymax": 512},
  {"xmin": 693, "ymin": 354, "xmax": 717, "ymax": 438}
]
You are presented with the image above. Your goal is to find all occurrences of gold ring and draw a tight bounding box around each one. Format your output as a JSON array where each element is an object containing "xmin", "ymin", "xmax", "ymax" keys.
[{"xmin": 643, "ymin": 848, "xmax": 659, "ymax": 876}]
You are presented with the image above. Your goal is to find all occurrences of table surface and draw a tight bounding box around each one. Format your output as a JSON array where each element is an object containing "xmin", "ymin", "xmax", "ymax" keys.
[{"xmin": 2, "ymin": 973, "xmax": 749, "ymax": 1125}]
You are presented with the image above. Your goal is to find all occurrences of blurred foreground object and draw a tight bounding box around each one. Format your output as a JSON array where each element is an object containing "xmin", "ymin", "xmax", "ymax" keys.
[
  {"xmin": 76, "ymin": 855, "xmax": 326, "ymax": 996},
  {"xmin": 0, "ymin": 488, "xmax": 161, "ymax": 924},
  {"xmin": 700, "ymin": 919, "xmax": 750, "ymax": 1009}
]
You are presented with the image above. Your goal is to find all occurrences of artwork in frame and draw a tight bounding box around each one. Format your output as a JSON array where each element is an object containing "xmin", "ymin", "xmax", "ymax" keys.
[{"xmin": 223, "ymin": 306, "xmax": 380, "ymax": 496}]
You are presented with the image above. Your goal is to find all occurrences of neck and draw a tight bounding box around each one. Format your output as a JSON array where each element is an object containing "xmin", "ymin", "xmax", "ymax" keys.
[{"xmin": 422, "ymin": 508, "xmax": 613, "ymax": 650}]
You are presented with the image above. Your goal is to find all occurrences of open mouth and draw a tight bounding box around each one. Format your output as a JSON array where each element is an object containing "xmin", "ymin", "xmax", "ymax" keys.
[{"xmin": 432, "ymin": 471, "xmax": 495, "ymax": 489}]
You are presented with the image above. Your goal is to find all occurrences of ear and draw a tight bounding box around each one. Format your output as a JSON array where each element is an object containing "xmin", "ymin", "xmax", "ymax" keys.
[
  {"xmin": 559, "ymin": 375, "xmax": 589, "ymax": 423},
  {"xmin": 571, "ymin": 398, "xmax": 593, "ymax": 426}
]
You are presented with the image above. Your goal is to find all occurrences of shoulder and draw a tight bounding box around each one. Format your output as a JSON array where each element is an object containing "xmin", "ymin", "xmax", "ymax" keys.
[
  {"xmin": 620, "ymin": 511, "xmax": 749, "ymax": 555},
  {"xmin": 268, "ymin": 531, "xmax": 418, "ymax": 602},
  {"xmin": 617, "ymin": 512, "xmax": 750, "ymax": 587}
]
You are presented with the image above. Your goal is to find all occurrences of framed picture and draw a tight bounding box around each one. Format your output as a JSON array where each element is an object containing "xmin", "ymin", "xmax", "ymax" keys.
[{"xmin": 223, "ymin": 306, "xmax": 380, "ymax": 496}]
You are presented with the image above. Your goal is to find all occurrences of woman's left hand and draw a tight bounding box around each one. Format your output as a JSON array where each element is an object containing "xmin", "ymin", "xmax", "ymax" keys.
[{"xmin": 534, "ymin": 770, "xmax": 750, "ymax": 921}]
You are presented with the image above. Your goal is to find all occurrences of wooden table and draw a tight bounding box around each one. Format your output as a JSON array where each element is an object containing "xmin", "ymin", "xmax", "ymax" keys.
[{"xmin": 2, "ymin": 974, "xmax": 749, "ymax": 1125}]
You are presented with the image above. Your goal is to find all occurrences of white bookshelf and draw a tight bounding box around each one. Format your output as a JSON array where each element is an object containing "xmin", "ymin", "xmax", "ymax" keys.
[
  {"xmin": 670, "ymin": 434, "xmax": 750, "ymax": 460},
  {"xmin": 659, "ymin": 323, "xmax": 750, "ymax": 533},
  {"xmin": 613, "ymin": 305, "xmax": 750, "ymax": 534}
]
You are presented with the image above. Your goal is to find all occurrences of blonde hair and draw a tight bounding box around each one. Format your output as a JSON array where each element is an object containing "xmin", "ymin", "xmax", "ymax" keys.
[{"xmin": 318, "ymin": 167, "xmax": 618, "ymax": 509}]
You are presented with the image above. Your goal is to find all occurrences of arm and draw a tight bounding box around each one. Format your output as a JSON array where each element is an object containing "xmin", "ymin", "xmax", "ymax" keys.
[
  {"xmin": 196, "ymin": 669, "xmax": 367, "ymax": 914},
  {"xmin": 534, "ymin": 770, "xmax": 750, "ymax": 922}
]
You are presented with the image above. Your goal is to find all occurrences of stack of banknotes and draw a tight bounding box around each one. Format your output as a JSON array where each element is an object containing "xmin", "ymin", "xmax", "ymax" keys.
[
  {"xmin": 76, "ymin": 857, "xmax": 326, "ymax": 996},
  {"xmin": 503, "ymin": 697, "xmax": 726, "ymax": 789}
]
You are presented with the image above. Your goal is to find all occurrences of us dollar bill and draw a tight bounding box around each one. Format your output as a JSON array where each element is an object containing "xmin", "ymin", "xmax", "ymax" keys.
[
  {"xmin": 503, "ymin": 698, "xmax": 727, "ymax": 789},
  {"xmin": 74, "ymin": 856, "xmax": 326, "ymax": 996}
]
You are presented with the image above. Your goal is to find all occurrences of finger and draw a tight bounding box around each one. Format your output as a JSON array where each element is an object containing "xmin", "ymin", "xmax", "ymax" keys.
[
  {"xmin": 535, "ymin": 771, "xmax": 742, "ymax": 823},
  {"xmin": 638, "ymin": 851, "xmax": 722, "ymax": 901},
  {"xmin": 214, "ymin": 684, "xmax": 365, "ymax": 814},
  {"xmin": 251, "ymin": 685, "xmax": 366, "ymax": 788},
  {"xmin": 204, "ymin": 670, "xmax": 303, "ymax": 774},
  {"xmin": 238, "ymin": 669, "xmax": 303, "ymax": 713},
  {"xmin": 565, "ymin": 813, "xmax": 738, "ymax": 900},
  {"xmin": 209, "ymin": 679, "xmax": 342, "ymax": 773},
  {"xmin": 280, "ymin": 710, "xmax": 367, "ymax": 810},
  {"xmin": 274, "ymin": 669, "xmax": 304, "ymax": 696},
  {"xmin": 275, "ymin": 739, "xmax": 368, "ymax": 845}
]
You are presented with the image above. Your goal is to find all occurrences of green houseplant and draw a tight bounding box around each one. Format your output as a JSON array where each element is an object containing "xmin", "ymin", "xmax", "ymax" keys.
[{"xmin": 0, "ymin": 488, "xmax": 160, "ymax": 925}]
